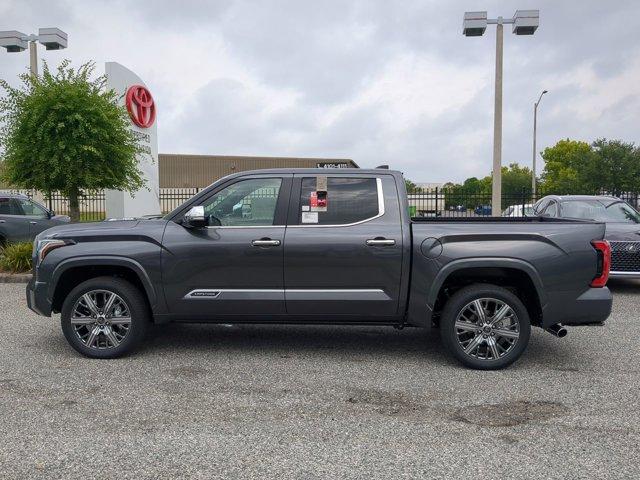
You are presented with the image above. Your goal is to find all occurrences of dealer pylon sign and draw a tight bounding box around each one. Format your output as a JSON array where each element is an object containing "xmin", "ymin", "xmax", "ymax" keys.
[{"xmin": 104, "ymin": 62, "xmax": 161, "ymax": 218}]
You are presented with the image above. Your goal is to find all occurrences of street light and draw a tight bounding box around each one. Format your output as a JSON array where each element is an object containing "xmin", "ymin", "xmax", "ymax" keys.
[
  {"xmin": 0, "ymin": 27, "xmax": 68, "ymax": 76},
  {"xmin": 532, "ymin": 89, "xmax": 548, "ymax": 197},
  {"xmin": 463, "ymin": 10, "xmax": 540, "ymax": 216}
]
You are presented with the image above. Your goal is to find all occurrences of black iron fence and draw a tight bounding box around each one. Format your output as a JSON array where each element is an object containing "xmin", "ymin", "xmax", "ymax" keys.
[
  {"xmin": 406, "ymin": 187, "xmax": 640, "ymax": 218},
  {"xmin": 6, "ymin": 186, "xmax": 640, "ymax": 221},
  {"xmin": 159, "ymin": 188, "xmax": 201, "ymax": 214}
]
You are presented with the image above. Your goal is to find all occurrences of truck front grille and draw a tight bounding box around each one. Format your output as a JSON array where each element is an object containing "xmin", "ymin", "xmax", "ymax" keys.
[{"xmin": 610, "ymin": 241, "xmax": 640, "ymax": 273}]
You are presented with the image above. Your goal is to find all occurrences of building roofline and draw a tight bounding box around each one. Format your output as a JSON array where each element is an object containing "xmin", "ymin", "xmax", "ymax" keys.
[{"xmin": 159, "ymin": 152, "xmax": 358, "ymax": 168}]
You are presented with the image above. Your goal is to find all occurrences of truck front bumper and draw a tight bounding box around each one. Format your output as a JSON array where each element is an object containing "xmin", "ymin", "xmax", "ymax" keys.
[{"xmin": 26, "ymin": 276, "xmax": 52, "ymax": 317}]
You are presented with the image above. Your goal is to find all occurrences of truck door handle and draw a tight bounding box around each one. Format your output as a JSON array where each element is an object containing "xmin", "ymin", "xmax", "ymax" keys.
[
  {"xmin": 30, "ymin": 221, "xmax": 38, "ymax": 225},
  {"xmin": 251, "ymin": 238, "xmax": 281, "ymax": 247},
  {"xmin": 366, "ymin": 238, "xmax": 396, "ymax": 246},
  {"xmin": 0, "ymin": 220, "xmax": 5, "ymax": 223}
]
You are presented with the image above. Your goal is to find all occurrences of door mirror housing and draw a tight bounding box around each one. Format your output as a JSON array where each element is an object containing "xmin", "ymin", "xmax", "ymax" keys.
[
  {"xmin": 183, "ymin": 206, "xmax": 207, "ymax": 228},
  {"xmin": 48, "ymin": 210, "xmax": 55, "ymax": 219}
]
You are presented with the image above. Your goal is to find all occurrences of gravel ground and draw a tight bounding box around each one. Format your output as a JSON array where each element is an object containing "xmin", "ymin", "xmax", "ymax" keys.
[{"xmin": 1, "ymin": 280, "xmax": 639, "ymax": 479}]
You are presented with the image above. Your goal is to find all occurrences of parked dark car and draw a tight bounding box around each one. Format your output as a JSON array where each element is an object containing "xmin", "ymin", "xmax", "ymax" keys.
[
  {"xmin": 27, "ymin": 169, "xmax": 612, "ymax": 369},
  {"xmin": 534, "ymin": 195, "xmax": 640, "ymax": 279},
  {"xmin": 0, "ymin": 192, "xmax": 69, "ymax": 245},
  {"xmin": 474, "ymin": 204, "xmax": 492, "ymax": 216}
]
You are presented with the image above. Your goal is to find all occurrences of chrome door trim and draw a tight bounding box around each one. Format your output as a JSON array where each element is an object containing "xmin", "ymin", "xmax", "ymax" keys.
[
  {"xmin": 205, "ymin": 225, "xmax": 286, "ymax": 230},
  {"xmin": 183, "ymin": 289, "xmax": 285, "ymax": 300},
  {"xmin": 184, "ymin": 288, "xmax": 391, "ymax": 301},
  {"xmin": 286, "ymin": 288, "xmax": 391, "ymax": 301}
]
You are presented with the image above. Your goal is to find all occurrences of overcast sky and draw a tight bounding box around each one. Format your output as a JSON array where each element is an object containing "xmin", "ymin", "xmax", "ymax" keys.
[{"xmin": 2, "ymin": 0, "xmax": 639, "ymax": 183}]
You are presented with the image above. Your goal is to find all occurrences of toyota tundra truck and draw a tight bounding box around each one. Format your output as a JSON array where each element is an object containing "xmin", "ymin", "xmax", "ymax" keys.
[{"xmin": 26, "ymin": 169, "xmax": 613, "ymax": 369}]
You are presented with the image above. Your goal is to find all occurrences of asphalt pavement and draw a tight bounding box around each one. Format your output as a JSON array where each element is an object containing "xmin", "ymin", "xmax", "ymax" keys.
[{"xmin": 0, "ymin": 280, "xmax": 639, "ymax": 479}]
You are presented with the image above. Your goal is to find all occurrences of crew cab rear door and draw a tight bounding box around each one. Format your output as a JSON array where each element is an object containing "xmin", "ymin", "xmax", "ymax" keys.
[
  {"xmin": 161, "ymin": 174, "xmax": 292, "ymax": 316},
  {"xmin": 283, "ymin": 174, "xmax": 403, "ymax": 317}
]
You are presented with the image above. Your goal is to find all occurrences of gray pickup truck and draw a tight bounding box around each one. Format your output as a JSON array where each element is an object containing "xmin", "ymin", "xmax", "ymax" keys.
[{"xmin": 26, "ymin": 169, "xmax": 613, "ymax": 369}]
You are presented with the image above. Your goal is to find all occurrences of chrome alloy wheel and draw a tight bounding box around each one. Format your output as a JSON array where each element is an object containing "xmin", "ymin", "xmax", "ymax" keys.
[
  {"xmin": 70, "ymin": 290, "xmax": 132, "ymax": 349},
  {"xmin": 454, "ymin": 298, "xmax": 520, "ymax": 361}
]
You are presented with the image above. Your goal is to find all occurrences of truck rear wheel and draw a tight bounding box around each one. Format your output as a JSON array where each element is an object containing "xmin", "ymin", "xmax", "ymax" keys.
[
  {"xmin": 440, "ymin": 284, "xmax": 530, "ymax": 370},
  {"xmin": 60, "ymin": 277, "xmax": 149, "ymax": 359}
]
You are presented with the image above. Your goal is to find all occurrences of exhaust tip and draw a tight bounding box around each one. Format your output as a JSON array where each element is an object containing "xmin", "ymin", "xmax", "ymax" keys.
[{"xmin": 546, "ymin": 324, "xmax": 568, "ymax": 338}]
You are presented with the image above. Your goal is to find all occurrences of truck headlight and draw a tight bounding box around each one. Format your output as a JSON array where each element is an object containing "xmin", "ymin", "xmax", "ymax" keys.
[{"xmin": 34, "ymin": 239, "xmax": 72, "ymax": 265}]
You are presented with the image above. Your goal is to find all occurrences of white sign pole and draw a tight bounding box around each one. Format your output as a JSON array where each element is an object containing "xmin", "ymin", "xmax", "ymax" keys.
[{"xmin": 104, "ymin": 62, "xmax": 161, "ymax": 218}]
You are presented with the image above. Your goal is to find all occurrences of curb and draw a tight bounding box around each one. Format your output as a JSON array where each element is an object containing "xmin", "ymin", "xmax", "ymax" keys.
[{"xmin": 0, "ymin": 272, "xmax": 32, "ymax": 284}]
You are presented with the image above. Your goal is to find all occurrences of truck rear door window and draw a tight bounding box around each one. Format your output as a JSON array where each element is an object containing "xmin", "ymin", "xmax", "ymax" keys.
[{"xmin": 299, "ymin": 177, "xmax": 380, "ymax": 225}]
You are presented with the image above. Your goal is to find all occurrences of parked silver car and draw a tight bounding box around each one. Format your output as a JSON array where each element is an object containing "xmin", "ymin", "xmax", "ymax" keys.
[{"xmin": 0, "ymin": 192, "xmax": 70, "ymax": 245}]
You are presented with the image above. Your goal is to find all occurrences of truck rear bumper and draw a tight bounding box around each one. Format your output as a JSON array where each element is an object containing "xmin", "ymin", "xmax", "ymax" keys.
[
  {"xmin": 26, "ymin": 276, "xmax": 52, "ymax": 317},
  {"xmin": 544, "ymin": 287, "xmax": 612, "ymax": 327}
]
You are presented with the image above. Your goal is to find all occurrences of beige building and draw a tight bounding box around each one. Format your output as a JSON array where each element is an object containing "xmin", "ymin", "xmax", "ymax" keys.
[{"xmin": 158, "ymin": 154, "xmax": 358, "ymax": 188}]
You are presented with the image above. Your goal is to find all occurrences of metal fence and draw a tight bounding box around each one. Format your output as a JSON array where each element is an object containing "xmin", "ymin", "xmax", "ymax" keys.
[
  {"xmin": 159, "ymin": 188, "xmax": 201, "ymax": 214},
  {"xmin": 6, "ymin": 186, "xmax": 640, "ymax": 221},
  {"xmin": 406, "ymin": 187, "xmax": 640, "ymax": 218},
  {"xmin": 407, "ymin": 187, "xmax": 541, "ymax": 217}
]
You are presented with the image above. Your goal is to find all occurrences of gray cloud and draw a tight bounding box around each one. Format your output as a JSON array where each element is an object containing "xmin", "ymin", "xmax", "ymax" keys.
[{"xmin": 1, "ymin": 0, "xmax": 639, "ymax": 183}]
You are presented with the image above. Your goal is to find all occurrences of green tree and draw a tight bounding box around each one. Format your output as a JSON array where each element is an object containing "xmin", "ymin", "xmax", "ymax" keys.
[
  {"xmin": 0, "ymin": 60, "xmax": 145, "ymax": 222},
  {"xmin": 500, "ymin": 163, "xmax": 533, "ymax": 196},
  {"xmin": 587, "ymin": 139, "xmax": 640, "ymax": 194},
  {"xmin": 405, "ymin": 178, "xmax": 421, "ymax": 193},
  {"xmin": 540, "ymin": 138, "xmax": 640, "ymax": 194},
  {"xmin": 539, "ymin": 139, "xmax": 592, "ymax": 194}
]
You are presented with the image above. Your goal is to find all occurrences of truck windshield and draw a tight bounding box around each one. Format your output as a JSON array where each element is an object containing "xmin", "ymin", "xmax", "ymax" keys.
[{"xmin": 561, "ymin": 200, "xmax": 640, "ymax": 223}]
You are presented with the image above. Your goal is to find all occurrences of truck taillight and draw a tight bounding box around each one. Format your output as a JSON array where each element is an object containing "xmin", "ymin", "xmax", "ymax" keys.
[{"xmin": 590, "ymin": 240, "xmax": 611, "ymax": 287}]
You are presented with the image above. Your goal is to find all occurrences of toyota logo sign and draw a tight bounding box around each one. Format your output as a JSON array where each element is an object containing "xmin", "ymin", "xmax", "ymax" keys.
[{"xmin": 125, "ymin": 85, "xmax": 156, "ymax": 128}]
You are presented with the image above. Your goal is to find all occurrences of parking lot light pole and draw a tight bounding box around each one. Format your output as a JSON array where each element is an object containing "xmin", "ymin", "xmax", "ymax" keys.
[
  {"xmin": 0, "ymin": 28, "xmax": 68, "ymax": 77},
  {"xmin": 463, "ymin": 10, "xmax": 540, "ymax": 216},
  {"xmin": 532, "ymin": 89, "xmax": 548, "ymax": 197}
]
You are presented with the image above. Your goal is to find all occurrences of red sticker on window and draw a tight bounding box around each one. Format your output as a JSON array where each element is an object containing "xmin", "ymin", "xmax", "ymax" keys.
[{"xmin": 310, "ymin": 192, "xmax": 318, "ymax": 208}]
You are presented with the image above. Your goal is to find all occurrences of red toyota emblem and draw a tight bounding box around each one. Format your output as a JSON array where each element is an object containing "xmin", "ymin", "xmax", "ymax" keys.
[{"xmin": 125, "ymin": 85, "xmax": 156, "ymax": 128}]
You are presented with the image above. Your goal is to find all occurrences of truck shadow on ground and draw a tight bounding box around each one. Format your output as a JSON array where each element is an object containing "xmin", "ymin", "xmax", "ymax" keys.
[{"xmin": 140, "ymin": 322, "xmax": 574, "ymax": 370}]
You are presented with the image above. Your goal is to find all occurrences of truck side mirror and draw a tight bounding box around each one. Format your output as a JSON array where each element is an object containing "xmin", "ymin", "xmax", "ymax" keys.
[{"xmin": 182, "ymin": 206, "xmax": 207, "ymax": 228}]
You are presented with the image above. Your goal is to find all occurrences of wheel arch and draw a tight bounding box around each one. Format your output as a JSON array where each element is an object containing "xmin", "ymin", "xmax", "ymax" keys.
[
  {"xmin": 422, "ymin": 258, "xmax": 546, "ymax": 327},
  {"xmin": 50, "ymin": 256, "xmax": 157, "ymax": 314}
]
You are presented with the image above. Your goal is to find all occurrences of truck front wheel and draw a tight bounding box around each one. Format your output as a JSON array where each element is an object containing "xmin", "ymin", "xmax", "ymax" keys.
[
  {"xmin": 440, "ymin": 284, "xmax": 531, "ymax": 370},
  {"xmin": 60, "ymin": 277, "xmax": 149, "ymax": 359}
]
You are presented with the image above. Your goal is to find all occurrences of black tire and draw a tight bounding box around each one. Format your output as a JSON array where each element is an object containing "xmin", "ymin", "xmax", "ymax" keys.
[
  {"xmin": 440, "ymin": 283, "xmax": 531, "ymax": 370},
  {"xmin": 61, "ymin": 276, "xmax": 149, "ymax": 359}
]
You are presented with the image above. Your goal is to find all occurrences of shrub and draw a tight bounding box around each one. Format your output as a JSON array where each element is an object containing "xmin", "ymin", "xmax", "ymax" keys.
[{"xmin": 0, "ymin": 242, "xmax": 33, "ymax": 273}]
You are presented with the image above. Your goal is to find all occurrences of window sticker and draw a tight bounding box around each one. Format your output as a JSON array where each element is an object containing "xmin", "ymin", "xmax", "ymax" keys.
[
  {"xmin": 301, "ymin": 211, "xmax": 319, "ymax": 223},
  {"xmin": 301, "ymin": 205, "xmax": 310, "ymax": 211},
  {"xmin": 310, "ymin": 191, "xmax": 327, "ymax": 212}
]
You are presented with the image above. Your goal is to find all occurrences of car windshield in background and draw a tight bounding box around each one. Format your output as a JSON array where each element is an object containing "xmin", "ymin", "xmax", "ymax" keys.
[{"xmin": 561, "ymin": 200, "xmax": 640, "ymax": 223}]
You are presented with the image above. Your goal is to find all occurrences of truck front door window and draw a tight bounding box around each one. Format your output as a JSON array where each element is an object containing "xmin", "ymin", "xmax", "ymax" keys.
[{"xmin": 202, "ymin": 178, "xmax": 282, "ymax": 227}]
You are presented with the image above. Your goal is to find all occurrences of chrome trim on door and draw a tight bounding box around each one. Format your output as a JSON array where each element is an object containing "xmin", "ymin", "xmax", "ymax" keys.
[
  {"xmin": 183, "ymin": 288, "xmax": 390, "ymax": 301},
  {"xmin": 286, "ymin": 288, "xmax": 391, "ymax": 301},
  {"xmin": 288, "ymin": 178, "xmax": 385, "ymax": 228},
  {"xmin": 183, "ymin": 289, "xmax": 285, "ymax": 300}
]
